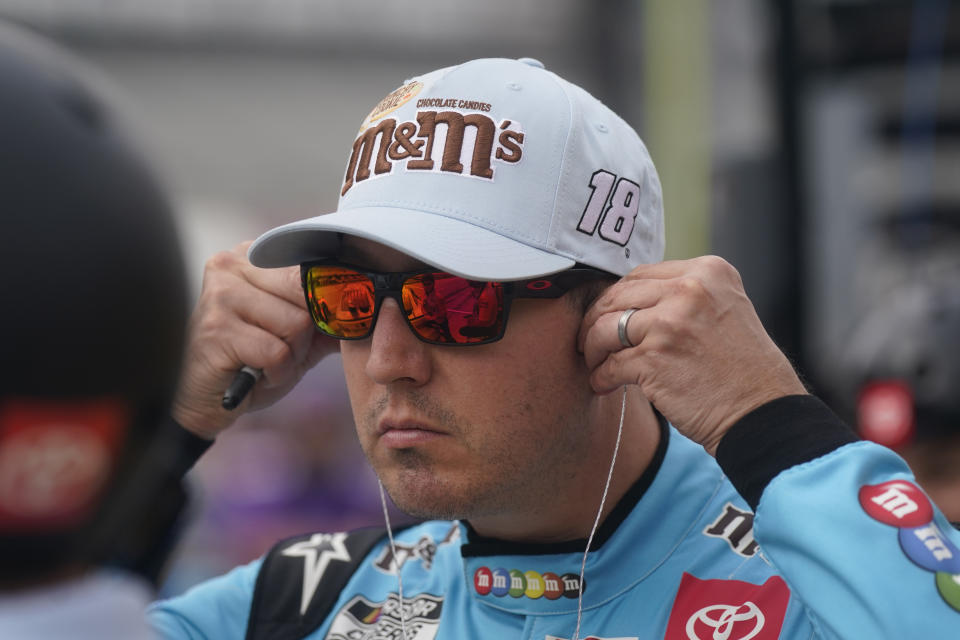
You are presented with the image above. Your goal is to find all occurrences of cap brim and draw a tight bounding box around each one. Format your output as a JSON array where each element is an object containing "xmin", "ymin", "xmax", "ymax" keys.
[{"xmin": 248, "ymin": 207, "xmax": 575, "ymax": 281}]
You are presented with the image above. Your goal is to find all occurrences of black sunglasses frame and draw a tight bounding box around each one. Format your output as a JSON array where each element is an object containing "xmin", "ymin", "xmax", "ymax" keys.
[{"xmin": 300, "ymin": 260, "xmax": 615, "ymax": 346}]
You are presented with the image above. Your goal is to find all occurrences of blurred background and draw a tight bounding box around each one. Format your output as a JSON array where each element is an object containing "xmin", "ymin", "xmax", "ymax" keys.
[{"xmin": 1, "ymin": 0, "xmax": 957, "ymax": 594}]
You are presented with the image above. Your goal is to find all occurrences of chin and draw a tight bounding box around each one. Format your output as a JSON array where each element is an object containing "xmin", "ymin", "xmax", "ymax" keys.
[{"xmin": 379, "ymin": 466, "xmax": 473, "ymax": 521}]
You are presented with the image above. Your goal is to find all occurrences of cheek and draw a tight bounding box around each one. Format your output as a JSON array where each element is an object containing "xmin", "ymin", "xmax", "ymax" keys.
[
  {"xmin": 503, "ymin": 301, "xmax": 589, "ymax": 381},
  {"xmin": 340, "ymin": 344, "xmax": 365, "ymax": 390},
  {"xmin": 339, "ymin": 344, "xmax": 377, "ymax": 429},
  {"xmin": 456, "ymin": 307, "xmax": 590, "ymax": 425}
]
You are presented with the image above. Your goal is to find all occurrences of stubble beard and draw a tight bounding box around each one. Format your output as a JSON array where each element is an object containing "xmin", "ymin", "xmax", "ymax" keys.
[
  {"xmin": 357, "ymin": 388, "xmax": 594, "ymax": 524},
  {"xmin": 358, "ymin": 390, "xmax": 497, "ymax": 521}
]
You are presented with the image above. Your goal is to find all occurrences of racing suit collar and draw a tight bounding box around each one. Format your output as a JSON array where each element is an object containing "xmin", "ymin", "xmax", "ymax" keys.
[
  {"xmin": 458, "ymin": 421, "xmax": 726, "ymax": 616},
  {"xmin": 460, "ymin": 414, "xmax": 670, "ymax": 557}
]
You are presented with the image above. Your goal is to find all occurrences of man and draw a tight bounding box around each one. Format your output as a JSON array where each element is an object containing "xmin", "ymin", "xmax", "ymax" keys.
[
  {"xmin": 151, "ymin": 58, "xmax": 959, "ymax": 639},
  {"xmin": 0, "ymin": 21, "xmax": 194, "ymax": 639}
]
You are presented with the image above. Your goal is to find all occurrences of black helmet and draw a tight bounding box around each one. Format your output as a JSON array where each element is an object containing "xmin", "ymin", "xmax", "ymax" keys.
[{"xmin": 0, "ymin": 22, "xmax": 189, "ymax": 585}]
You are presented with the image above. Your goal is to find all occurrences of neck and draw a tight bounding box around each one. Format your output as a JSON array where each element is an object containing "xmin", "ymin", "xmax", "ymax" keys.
[{"xmin": 467, "ymin": 386, "xmax": 661, "ymax": 543}]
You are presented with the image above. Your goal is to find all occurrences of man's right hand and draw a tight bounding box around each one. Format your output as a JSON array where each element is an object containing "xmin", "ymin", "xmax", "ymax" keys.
[{"xmin": 172, "ymin": 241, "xmax": 338, "ymax": 439}]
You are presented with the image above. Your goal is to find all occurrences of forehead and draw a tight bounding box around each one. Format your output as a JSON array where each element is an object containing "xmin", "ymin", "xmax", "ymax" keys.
[{"xmin": 337, "ymin": 236, "xmax": 427, "ymax": 272}]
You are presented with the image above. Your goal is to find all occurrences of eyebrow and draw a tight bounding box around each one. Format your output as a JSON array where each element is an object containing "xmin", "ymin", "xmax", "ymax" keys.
[
  {"xmin": 335, "ymin": 244, "xmax": 366, "ymax": 264},
  {"xmin": 335, "ymin": 236, "xmax": 377, "ymax": 264},
  {"xmin": 336, "ymin": 238, "xmax": 427, "ymax": 272}
]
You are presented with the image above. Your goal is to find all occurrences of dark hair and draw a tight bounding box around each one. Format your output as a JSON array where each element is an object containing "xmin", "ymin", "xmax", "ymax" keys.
[{"xmin": 565, "ymin": 275, "xmax": 617, "ymax": 314}]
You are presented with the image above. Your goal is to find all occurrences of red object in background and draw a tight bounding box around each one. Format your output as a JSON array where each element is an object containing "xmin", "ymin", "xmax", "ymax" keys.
[
  {"xmin": 0, "ymin": 400, "xmax": 126, "ymax": 532},
  {"xmin": 857, "ymin": 380, "xmax": 916, "ymax": 450}
]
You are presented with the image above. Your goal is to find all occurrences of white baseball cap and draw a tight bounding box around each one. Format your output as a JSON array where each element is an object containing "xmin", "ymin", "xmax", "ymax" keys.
[{"xmin": 249, "ymin": 57, "xmax": 663, "ymax": 280}]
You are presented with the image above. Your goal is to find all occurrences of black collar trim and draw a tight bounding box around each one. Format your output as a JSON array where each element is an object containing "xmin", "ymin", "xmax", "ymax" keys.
[{"xmin": 460, "ymin": 413, "xmax": 670, "ymax": 558}]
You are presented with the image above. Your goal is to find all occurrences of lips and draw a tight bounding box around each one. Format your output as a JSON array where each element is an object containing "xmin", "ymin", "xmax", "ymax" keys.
[{"xmin": 377, "ymin": 418, "xmax": 448, "ymax": 449}]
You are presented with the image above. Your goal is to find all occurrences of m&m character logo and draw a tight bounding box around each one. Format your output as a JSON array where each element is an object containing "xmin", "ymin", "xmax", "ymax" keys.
[
  {"xmin": 859, "ymin": 480, "xmax": 933, "ymax": 528},
  {"xmin": 473, "ymin": 566, "xmax": 492, "ymax": 596}
]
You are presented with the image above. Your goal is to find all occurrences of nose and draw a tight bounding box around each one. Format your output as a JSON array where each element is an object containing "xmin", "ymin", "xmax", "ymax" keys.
[{"xmin": 364, "ymin": 297, "xmax": 432, "ymax": 386}]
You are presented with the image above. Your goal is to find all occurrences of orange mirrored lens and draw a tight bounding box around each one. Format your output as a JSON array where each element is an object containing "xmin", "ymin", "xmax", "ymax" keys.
[
  {"xmin": 307, "ymin": 267, "xmax": 375, "ymax": 338},
  {"xmin": 402, "ymin": 273, "xmax": 504, "ymax": 344}
]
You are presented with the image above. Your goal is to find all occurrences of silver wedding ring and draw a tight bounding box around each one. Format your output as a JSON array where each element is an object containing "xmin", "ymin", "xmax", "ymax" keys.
[{"xmin": 618, "ymin": 308, "xmax": 639, "ymax": 349}]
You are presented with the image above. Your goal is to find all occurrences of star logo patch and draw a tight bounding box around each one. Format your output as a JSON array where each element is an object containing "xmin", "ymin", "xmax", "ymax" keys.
[{"xmin": 281, "ymin": 532, "xmax": 352, "ymax": 615}]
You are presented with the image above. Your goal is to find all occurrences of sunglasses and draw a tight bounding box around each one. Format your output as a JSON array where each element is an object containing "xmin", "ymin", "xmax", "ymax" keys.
[{"xmin": 300, "ymin": 261, "xmax": 614, "ymax": 345}]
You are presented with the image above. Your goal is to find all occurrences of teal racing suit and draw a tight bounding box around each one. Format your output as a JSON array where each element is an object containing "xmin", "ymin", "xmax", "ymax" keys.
[{"xmin": 148, "ymin": 396, "xmax": 960, "ymax": 639}]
